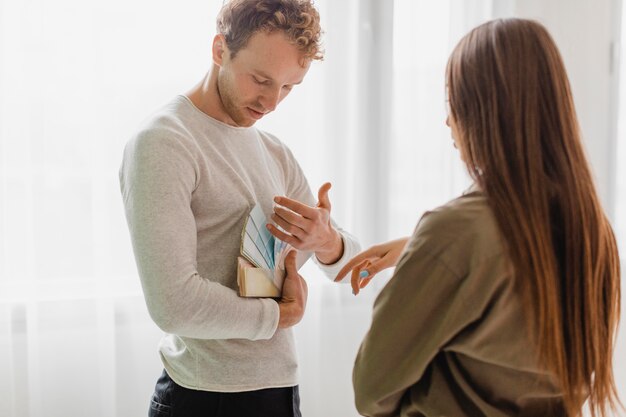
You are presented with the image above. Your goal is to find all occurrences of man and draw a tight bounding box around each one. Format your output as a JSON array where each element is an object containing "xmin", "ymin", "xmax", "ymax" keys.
[{"xmin": 119, "ymin": 1, "xmax": 360, "ymax": 416}]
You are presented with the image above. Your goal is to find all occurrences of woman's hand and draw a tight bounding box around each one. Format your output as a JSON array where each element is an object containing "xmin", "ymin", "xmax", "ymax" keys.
[{"xmin": 334, "ymin": 237, "xmax": 410, "ymax": 295}]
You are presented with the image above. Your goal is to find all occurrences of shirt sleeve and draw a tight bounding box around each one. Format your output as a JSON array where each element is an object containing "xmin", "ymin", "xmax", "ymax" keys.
[
  {"xmin": 119, "ymin": 131, "xmax": 278, "ymax": 341},
  {"xmin": 313, "ymin": 226, "xmax": 361, "ymax": 279},
  {"xmin": 352, "ymin": 216, "xmax": 478, "ymax": 416}
]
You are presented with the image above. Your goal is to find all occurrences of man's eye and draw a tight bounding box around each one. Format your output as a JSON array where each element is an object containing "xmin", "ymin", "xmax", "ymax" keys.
[
  {"xmin": 253, "ymin": 76, "xmax": 269, "ymax": 85},
  {"xmin": 282, "ymin": 85, "xmax": 293, "ymax": 91}
]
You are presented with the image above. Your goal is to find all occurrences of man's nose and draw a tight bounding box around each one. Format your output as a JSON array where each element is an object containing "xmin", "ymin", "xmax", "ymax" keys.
[{"xmin": 260, "ymin": 87, "xmax": 282, "ymax": 112}]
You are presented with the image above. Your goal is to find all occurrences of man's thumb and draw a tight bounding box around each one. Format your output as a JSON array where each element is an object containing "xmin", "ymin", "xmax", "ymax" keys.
[
  {"xmin": 317, "ymin": 182, "xmax": 332, "ymax": 210},
  {"xmin": 284, "ymin": 250, "xmax": 298, "ymax": 276}
]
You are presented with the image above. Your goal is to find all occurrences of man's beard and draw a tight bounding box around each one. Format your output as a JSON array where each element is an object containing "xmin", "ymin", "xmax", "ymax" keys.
[{"xmin": 216, "ymin": 74, "xmax": 255, "ymax": 127}]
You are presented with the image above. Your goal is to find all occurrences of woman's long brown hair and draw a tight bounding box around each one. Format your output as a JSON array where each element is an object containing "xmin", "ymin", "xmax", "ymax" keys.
[{"xmin": 446, "ymin": 18, "xmax": 621, "ymax": 417}]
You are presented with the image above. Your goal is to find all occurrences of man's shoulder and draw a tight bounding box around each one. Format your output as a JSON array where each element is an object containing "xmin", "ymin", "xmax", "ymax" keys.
[
  {"xmin": 136, "ymin": 96, "xmax": 189, "ymax": 133},
  {"xmin": 128, "ymin": 96, "xmax": 198, "ymax": 149}
]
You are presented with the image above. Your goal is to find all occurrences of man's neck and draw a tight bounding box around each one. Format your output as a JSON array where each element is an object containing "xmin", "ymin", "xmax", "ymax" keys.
[{"xmin": 186, "ymin": 67, "xmax": 236, "ymax": 126}]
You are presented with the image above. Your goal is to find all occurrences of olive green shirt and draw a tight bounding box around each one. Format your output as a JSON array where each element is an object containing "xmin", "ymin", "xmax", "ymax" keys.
[{"xmin": 353, "ymin": 189, "xmax": 565, "ymax": 416}]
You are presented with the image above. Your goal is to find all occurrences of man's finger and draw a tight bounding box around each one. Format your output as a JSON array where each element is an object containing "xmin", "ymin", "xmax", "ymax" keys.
[
  {"xmin": 284, "ymin": 250, "xmax": 298, "ymax": 275},
  {"xmin": 274, "ymin": 206, "xmax": 308, "ymax": 229},
  {"xmin": 317, "ymin": 182, "xmax": 332, "ymax": 210},
  {"xmin": 271, "ymin": 213, "xmax": 305, "ymax": 239},
  {"xmin": 274, "ymin": 196, "xmax": 317, "ymax": 219},
  {"xmin": 266, "ymin": 224, "xmax": 302, "ymax": 248}
]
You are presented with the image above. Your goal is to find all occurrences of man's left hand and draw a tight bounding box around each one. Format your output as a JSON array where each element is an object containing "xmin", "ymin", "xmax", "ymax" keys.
[{"xmin": 267, "ymin": 182, "xmax": 344, "ymax": 265}]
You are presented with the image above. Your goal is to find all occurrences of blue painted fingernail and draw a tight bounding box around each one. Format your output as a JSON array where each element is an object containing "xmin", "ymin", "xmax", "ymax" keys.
[{"xmin": 359, "ymin": 270, "xmax": 369, "ymax": 279}]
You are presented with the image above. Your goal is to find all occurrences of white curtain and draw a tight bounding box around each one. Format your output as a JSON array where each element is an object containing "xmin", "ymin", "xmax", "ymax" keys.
[
  {"xmin": 260, "ymin": 1, "xmax": 487, "ymax": 413},
  {"xmin": 0, "ymin": 1, "xmax": 224, "ymax": 415},
  {"xmin": 1, "ymin": 0, "xmax": 574, "ymax": 416}
]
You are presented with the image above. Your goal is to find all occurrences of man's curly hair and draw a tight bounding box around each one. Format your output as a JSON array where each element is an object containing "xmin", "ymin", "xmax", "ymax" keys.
[{"xmin": 217, "ymin": 0, "xmax": 323, "ymax": 61}]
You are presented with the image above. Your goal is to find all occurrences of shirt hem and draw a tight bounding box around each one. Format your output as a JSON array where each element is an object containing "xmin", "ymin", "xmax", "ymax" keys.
[
  {"xmin": 163, "ymin": 364, "xmax": 299, "ymax": 393},
  {"xmin": 169, "ymin": 375, "xmax": 299, "ymax": 392}
]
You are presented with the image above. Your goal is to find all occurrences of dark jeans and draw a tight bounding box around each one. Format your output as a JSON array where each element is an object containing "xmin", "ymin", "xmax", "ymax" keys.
[{"xmin": 149, "ymin": 369, "xmax": 302, "ymax": 417}]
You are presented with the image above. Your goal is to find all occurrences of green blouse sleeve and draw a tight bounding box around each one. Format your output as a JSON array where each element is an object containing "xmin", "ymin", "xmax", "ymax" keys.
[{"xmin": 353, "ymin": 220, "xmax": 481, "ymax": 416}]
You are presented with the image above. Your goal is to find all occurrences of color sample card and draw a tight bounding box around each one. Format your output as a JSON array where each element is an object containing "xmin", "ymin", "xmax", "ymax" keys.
[
  {"xmin": 240, "ymin": 203, "xmax": 312, "ymax": 291},
  {"xmin": 243, "ymin": 204, "xmax": 276, "ymax": 269}
]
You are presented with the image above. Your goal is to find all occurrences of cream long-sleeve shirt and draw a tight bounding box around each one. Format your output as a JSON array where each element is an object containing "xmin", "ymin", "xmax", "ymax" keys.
[
  {"xmin": 354, "ymin": 189, "xmax": 565, "ymax": 417},
  {"xmin": 119, "ymin": 95, "xmax": 360, "ymax": 392}
]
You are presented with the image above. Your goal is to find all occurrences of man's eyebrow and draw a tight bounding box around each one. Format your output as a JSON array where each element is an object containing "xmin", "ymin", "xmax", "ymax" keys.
[
  {"xmin": 252, "ymin": 70, "xmax": 273, "ymax": 81},
  {"xmin": 253, "ymin": 69, "xmax": 303, "ymax": 85}
]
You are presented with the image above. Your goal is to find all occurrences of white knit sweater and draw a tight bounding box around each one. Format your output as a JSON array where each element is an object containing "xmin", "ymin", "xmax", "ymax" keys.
[{"xmin": 119, "ymin": 95, "xmax": 360, "ymax": 392}]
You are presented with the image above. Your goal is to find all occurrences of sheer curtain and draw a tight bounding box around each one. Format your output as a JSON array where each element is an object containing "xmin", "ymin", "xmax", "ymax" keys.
[
  {"xmin": 0, "ymin": 1, "xmax": 223, "ymax": 415},
  {"xmin": 0, "ymin": 1, "xmax": 491, "ymax": 416},
  {"xmin": 260, "ymin": 1, "xmax": 489, "ymax": 414}
]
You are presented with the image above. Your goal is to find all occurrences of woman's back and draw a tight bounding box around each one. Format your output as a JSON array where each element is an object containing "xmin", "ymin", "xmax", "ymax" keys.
[{"xmin": 354, "ymin": 189, "xmax": 565, "ymax": 416}]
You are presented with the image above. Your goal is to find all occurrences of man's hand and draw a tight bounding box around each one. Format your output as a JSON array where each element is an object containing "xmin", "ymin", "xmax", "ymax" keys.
[
  {"xmin": 334, "ymin": 237, "xmax": 410, "ymax": 295},
  {"xmin": 278, "ymin": 251, "xmax": 308, "ymax": 328},
  {"xmin": 267, "ymin": 182, "xmax": 344, "ymax": 265}
]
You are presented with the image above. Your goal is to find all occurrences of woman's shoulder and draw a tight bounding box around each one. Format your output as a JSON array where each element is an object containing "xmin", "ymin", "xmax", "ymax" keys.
[
  {"xmin": 418, "ymin": 189, "xmax": 494, "ymax": 235},
  {"xmin": 408, "ymin": 188, "xmax": 506, "ymax": 273}
]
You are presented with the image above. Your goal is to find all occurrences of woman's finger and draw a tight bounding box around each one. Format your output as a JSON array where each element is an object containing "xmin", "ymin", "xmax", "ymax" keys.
[
  {"xmin": 359, "ymin": 276, "xmax": 374, "ymax": 289},
  {"xmin": 335, "ymin": 250, "xmax": 380, "ymax": 282},
  {"xmin": 351, "ymin": 260, "xmax": 371, "ymax": 295}
]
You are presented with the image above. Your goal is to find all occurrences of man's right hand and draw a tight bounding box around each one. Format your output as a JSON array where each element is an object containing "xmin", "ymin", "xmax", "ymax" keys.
[{"xmin": 278, "ymin": 250, "xmax": 308, "ymax": 328}]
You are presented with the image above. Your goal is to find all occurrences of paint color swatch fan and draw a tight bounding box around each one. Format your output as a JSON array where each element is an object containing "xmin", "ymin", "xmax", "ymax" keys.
[{"xmin": 237, "ymin": 204, "xmax": 309, "ymax": 297}]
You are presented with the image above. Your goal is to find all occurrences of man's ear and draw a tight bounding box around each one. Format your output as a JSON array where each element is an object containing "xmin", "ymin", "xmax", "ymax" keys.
[{"xmin": 212, "ymin": 34, "xmax": 228, "ymax": 66}]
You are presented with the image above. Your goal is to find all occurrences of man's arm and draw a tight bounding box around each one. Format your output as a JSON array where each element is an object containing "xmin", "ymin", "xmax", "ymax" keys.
[{"xmin": 120, "ymin": 131, "xmax": 281, "ymax": 340}]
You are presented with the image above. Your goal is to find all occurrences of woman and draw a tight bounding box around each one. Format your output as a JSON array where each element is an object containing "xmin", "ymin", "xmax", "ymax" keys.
[{"xmin": 336, "ymin": 19, "xmax": 621, "ymax": 417}]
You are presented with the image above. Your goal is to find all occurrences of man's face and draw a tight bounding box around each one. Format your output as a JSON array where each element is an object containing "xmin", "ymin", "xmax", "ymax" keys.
[{"xmin": 216, "ymin": 31, "xmax": 310, "ymax": 127}]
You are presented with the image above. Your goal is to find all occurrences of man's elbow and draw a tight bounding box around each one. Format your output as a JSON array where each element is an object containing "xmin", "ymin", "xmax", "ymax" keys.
[{"xmin": 144, "ymin": 298, "xmax": 182, "ymax": 334}]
